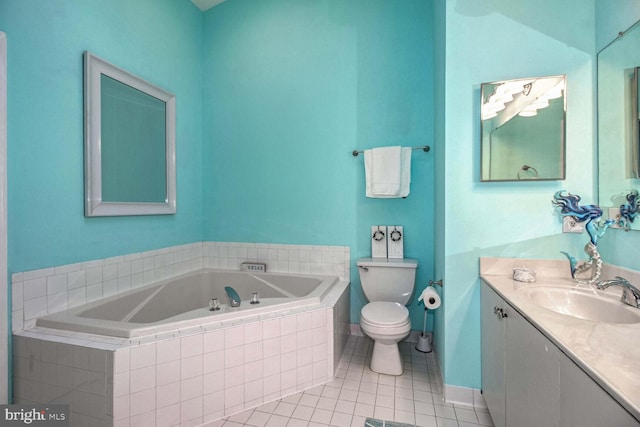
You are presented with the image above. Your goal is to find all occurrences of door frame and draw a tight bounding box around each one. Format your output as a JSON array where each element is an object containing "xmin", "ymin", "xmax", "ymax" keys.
[{"xmin": 0, "ymin": 30, "xmax": 8, "ymax": 403}]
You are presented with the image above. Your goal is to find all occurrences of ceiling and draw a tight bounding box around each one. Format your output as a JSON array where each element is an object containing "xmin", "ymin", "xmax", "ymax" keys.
[{"xmin": 191, "ymin": 0, "xmax": 226, "ymax": 11}]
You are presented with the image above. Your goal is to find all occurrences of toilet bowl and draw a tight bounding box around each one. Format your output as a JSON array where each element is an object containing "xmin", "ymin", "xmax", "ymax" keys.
[{"xmin": 360, "ymin": 301, "xmax": 411, "ymax": 375}]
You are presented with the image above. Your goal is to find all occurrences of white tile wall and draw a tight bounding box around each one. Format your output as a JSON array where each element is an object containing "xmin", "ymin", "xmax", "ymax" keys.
[
  {"xmin": 13, "ymin": 335, "xmax": 113, "ymax": 426},
  {"xmin": 13, "ymin": 302, "xmax": 350, "ymax": 426},
  {"xmin": 12, "ymin": 242, "xmax": 204, "ymax": 332}
]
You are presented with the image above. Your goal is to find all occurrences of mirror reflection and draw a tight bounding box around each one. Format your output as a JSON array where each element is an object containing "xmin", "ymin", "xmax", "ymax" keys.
[
  {"xmin": 480, "ymin": 75, "xmax": 566, "ymax": 182},
  {"xmin": 597, "ymin": 19, "xmax": 640, "ymax": 230},
  {"xmin": 84, "ymin": 51, "xmax": 176, "ymax": 217},
  {"xmin": 100, "ymin": 74, "xmax": 167, "ymax": 203}
]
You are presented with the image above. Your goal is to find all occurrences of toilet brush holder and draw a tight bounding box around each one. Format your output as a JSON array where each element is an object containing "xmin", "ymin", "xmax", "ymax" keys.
[
  {"xmin": 415, "ymin": 332, "xmax": 432, "ymax": 353},
  {"xmin": 416, "ymin": 306, "xmax": 432, "ymax": 353}
]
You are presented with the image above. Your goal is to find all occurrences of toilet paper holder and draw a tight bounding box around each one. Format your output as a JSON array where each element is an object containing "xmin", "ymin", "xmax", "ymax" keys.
[{"xmin": 429, "ymin": 279, "xmax": 443, "ymax": 287}]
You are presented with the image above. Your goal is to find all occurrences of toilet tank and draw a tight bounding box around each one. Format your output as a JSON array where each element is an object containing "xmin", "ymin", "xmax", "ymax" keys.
[{"xmin": 357, "ymin": 258, "xmax": 418, "ymax": 305}]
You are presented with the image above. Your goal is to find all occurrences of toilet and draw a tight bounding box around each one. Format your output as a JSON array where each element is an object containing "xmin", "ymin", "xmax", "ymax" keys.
[{"xmin": 357, "ymin": 257, "xmax": 418, "ymax": 375}]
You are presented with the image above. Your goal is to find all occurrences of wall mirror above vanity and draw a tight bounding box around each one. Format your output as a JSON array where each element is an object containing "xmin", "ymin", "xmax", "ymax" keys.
[
  {"xmin": 480, "ymin": 75, "xmax": 566, "ymax": 182},
  {"xmin": 84, "ymin": 51, "xmax": 176, "ymax": 217},
  {"xmin": 598, "ymin": 19, "xmax": 640, "ymax": 230}
]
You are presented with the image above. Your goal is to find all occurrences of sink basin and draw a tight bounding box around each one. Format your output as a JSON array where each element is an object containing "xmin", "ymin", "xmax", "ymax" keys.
[{"xmin": 517, "ymin": 286, "xmax": 640, "ymax": 324}]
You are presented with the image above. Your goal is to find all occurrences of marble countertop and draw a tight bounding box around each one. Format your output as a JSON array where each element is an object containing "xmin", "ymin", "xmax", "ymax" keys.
[{"xmin": 480, "ymin": 257, "xmax": 640, "ymax": 422}]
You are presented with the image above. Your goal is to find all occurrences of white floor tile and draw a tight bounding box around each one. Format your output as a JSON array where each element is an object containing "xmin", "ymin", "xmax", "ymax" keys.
[
  {"xmin": 395, "ymin": 409, "xmax": 416, "ymax": 424},
  {"xmin": 274, "ymin": 402, "xmax": 297, "ymax": 417},
  {"xmin": 245, "ymin": 411, "xmax": 271, "ymax": 427},
  {"xmin": 329, "ymin": 411, "xmax": 352, "ymax": 427},
  {"xmin": 334, "ymin": 400, "xmax": 355, "ymax": 415},
  {"xmin": 265, "ymin": 414, "xmax": 291, "ymax": 427},
  {"xmin": 353, "ymin": 402, "xmax": 374, "ymax": 418},
  {"xmin": 310, "ymin": 408, "xmax": 333, "ymax": 424},
  {"xmin": 291, "ymin": 405, "xmax": 315, "ymax": 421},
  {"xmin": 299, "ymin": 394, "xmax": 320, "ymax": 408},
  {"xmin": 286, "ymin": 418, "xmax": 309, "ymax": 427},
  {"xmin": 217, "ymin": 336, "xmax": 486, "ymax": 427},
  {"xmin": 415, "ymin": 412, "xmax": 438, "ymax": 427},
  {"xmin": 373, "ymin": 405, "xmax": 394, "ymax": 421}
]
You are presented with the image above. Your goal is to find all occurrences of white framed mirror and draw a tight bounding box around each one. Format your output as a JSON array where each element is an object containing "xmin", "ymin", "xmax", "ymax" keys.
[
  {"xmin": 480, "ymin": 75, "xmax": 566, "ymax": 181},
  {"xmin": 84, "ymin": 51, "xmax": 176, "ymax": 216}
]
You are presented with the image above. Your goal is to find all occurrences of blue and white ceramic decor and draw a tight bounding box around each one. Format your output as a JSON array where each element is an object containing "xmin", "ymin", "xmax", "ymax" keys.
[
  {"xmin": 619, "ymin": 189, "xmax": 640, "ymax": 230},
  {"xmin": 552, "ymin": 190, "xmax": 615, "ymax": 284}
]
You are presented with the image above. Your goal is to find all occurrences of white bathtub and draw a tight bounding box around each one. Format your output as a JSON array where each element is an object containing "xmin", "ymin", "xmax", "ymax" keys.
[{"xmin": 36, "ymin": 268, "xmax": 339, "ymax": 338}]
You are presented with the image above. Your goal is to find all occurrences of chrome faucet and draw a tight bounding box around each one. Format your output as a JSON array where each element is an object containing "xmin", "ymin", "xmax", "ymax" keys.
[
  {"xmin": 225, "ymin": 286, "xmax": 241, "ymax": 307},
  {"xmin": 596, "ymin": 276, "xmax": 640, "ymax": 308}
]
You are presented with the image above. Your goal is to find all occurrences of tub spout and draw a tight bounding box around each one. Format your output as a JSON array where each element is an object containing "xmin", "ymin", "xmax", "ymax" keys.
[{"xmin": 225, "ymin": 286, "xmax": 241, "ymax": 307}]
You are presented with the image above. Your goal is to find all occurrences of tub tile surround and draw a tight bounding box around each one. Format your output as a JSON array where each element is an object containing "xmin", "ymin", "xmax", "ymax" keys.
[
  {"xmin": 12, "ymin": 242, "xmax": 350, "ymax": 332},
  {"xmin": 480, "ymin": 256, "xmax": 640, "ymax": 422},
  {"xmin": 11, "ymin": 242, "xmax": 351, "ymax": 426}
]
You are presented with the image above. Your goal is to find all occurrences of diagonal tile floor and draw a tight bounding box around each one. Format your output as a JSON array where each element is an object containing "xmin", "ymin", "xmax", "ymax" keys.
[{"xmin": 210, "ymin": 335, "xmax": 495, "ymax": 427}]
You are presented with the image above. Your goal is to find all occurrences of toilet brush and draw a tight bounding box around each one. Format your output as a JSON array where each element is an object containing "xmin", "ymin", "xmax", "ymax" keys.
[{"xmin": 415, "ymin": 306, "xmax": 432, "ymax": 353}]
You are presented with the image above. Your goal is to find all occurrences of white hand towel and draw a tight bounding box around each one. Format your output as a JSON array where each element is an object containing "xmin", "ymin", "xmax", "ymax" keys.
[
  {"xmin": 368, "ymin": 146, "xmax": 402, "ymax": 196},
  {"xmin": 365, "ymin": 146, "xmax": 412, "ymax": 198}
]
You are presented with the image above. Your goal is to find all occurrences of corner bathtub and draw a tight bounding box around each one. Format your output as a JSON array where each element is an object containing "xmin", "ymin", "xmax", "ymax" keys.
[{"xmin": 36, "ymin": 268, "xmax": 339, "ymax": 338}]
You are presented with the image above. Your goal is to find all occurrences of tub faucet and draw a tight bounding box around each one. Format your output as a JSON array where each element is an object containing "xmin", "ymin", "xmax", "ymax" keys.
[
  {"xmin": 596, "ymin": 276, "xmax": 640, "ymax": 308},
  {"xmin": 225, "ymin": 286, "xmax": 241, "ymax": 307}
]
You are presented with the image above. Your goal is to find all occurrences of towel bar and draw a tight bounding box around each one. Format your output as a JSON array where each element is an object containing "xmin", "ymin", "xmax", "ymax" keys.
[{"xmin": 352, "ymin": 145, "xmax": 430, "ymax": 156}]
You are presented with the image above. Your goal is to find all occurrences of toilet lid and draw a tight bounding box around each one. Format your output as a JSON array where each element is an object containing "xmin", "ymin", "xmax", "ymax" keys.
[{"xmin": 361, "ymin": 302, "xmax": 409, "ymax": 326}]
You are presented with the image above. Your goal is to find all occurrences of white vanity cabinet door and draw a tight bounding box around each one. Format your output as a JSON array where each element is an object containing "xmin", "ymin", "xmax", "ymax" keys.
[
  {"xmin": 559, "ymin": 355, "xmax": 639, "ymax": 427},
  {"xmin": 504, "ymin": 303, "xmax": 560, "ymax": 427},
  {"xmin": 481, "ymin": 284, "xmax": 506, "ymax": 427},
  {"xmin": 482, "ymin": 283, "xmax": 560, "ymax": 427}
]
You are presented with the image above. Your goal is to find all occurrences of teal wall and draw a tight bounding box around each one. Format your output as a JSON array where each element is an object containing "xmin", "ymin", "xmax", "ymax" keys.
[
  {"xmin": 595, "ymin": 0, "xmax": 640, "ymax": 51},
  {"xmin": 202, "ymin": 0, "xmax": 436, "ymax": 330},
  {"xmin": 0, "ymin": 0, "xmax": 204, "ymax": 273},
  {"xmin": 441, "ymin": 0, "xmax": 596, "ymax": 389}
]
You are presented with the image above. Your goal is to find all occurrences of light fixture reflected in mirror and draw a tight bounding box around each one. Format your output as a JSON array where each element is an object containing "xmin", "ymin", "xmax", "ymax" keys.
[{"xmin": 480, "ymin": 75, "xmax": 566, "ymax": 181}]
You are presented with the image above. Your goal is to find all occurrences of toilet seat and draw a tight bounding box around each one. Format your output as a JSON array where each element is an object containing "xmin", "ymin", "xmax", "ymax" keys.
[{"xmin": 361, "ymin": 302, "xmax": 409, "ymax": 327}]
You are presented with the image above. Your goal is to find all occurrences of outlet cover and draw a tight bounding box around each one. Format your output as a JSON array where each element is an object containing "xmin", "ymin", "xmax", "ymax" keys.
[{"xmin": 562, "ymin": 216, "xmax": 584, "ymax": 233}]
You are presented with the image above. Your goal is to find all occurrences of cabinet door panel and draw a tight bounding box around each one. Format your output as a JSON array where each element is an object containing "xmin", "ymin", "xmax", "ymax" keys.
[
  {"xmin": 504, "ymin": 304, "xmax": 560, "ymax": 427},
  {"xmin": 481, "ymin": 284, "xmax": 505, "ymax": 427},
  {"xmin": 559, "ymin": 355, "xmax": 639, "ymax": 427}
]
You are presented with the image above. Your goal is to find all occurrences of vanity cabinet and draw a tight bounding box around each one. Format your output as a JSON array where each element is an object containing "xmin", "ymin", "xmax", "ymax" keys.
[
  {"xmin": 480, "ymin": 283, "xmax": 506, "ymax": 426},
  {"xmin": 481, "ymin": 281, "xmax": 639, "ymax": 427},
  {"xmin": 481, "ymin": 283, "xmax": 559, "ymax": 427}
]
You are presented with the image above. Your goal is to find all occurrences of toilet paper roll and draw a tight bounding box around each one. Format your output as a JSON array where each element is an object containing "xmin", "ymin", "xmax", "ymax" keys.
[{"xmin": 418, "ymin": 286, "xmax": 441, "ymax": 310}]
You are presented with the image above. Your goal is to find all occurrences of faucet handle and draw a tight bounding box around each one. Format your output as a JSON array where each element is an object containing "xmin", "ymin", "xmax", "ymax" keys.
[
  {"xmin": 620, "ymin": 286, "xmax": 640, "ymax": 308},
  {"xmin": 250, "ymin": 292, "xmax": 260, "ymax": 305}
]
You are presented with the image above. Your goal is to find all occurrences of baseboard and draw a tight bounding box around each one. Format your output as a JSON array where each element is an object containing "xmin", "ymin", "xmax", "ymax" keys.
[{"xmin": 443, "ymin": 384, "xmax": 487, "ymax": 409}]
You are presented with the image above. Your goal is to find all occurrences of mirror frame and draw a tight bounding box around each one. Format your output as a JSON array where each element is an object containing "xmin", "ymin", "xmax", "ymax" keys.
[
  {"xmin": 84, "ymin": 51, "xmax": 176, "ymax": 217},
  {"xmin": 634, "ymin": 67, "xmax": 640, "ymax": 178}
]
